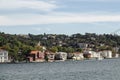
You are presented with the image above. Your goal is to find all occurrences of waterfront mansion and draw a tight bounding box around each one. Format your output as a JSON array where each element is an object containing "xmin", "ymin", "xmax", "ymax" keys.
[{"xmin": 0, "ymin": 49, "xmax": 9, "ymax": 63}]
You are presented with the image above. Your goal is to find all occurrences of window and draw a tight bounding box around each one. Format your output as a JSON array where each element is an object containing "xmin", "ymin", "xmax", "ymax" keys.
[
  {"xmin": 0, "ymin": 53, "xmax": 3, "ymax": 55},
  {"xmin": 37, "ymin": 52, "xmax": 39, "ymax": 58},
  {"xmin": 4, "ymin": 57, "xmax": 7, "ymax": 59},
  {"xmin": 4, "ymin": 52, "xmax": 7, "ymax": 56}
]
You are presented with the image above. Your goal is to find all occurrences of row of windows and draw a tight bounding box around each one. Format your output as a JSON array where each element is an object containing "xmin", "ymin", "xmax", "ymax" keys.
[
  {"xmin": 0, "ymin": 53, "xmax": 8, "ymax": 56},
  {"xmin": 0, "ymin": 57, "xmax": 8, "ymax": 60}
]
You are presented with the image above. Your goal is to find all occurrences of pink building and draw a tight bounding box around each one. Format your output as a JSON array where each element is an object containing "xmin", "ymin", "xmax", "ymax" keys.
[{"xmin": 28, "ymin": 50, "xmax": 45, "ymax": 62}]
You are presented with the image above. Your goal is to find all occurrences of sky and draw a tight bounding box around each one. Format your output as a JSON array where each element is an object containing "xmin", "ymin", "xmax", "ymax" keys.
[{"xmin": 0, "ymin": 0, "xmax": 120, "ymax": 35}]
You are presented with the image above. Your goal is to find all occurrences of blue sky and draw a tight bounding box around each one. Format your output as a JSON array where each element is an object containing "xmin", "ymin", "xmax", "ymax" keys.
[{"xmin": 0, "ymin": 0, "xmax": 120, "ymax": 35}]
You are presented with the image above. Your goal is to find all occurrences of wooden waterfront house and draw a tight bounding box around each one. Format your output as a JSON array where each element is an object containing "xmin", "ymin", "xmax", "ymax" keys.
[
  {"xmin": 55, "ymin": 52, "xmax": 67, "ymax": 61},
  {"xmin": 99, "ymin": 50, "xmax": 112, "ymax": 59},
  {"xmin": 83, "ymin": 50, "xmax": 102, "ymax": 59},
  {"xmin": 0, "ymin": 49, "xmax": 9, "ymax": 63},
  {"xmin": 44, "ymin": 51, "xmax": 55, "ymax": 62},
  {"xmin": 83, "ymin": 51, "xmax": 91, "ymax": 59},
  {"xmin": 28, "ymin": 50, "xmax": 45, "ymax": 62},
  {"xmin": 67, "ymin": 53, "xmax": 74, "ymax": 59}
]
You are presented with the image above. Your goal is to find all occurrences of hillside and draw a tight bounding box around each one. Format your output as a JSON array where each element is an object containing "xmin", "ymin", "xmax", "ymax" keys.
[{"xmin": 0, "ymin": 32, "xmax": 120, "ymax": 61}]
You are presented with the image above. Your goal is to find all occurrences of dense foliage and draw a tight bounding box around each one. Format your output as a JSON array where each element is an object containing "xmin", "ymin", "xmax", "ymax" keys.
[{"xmin": 0, "ymin": 32, "xmax": 120, "ymax": 61}]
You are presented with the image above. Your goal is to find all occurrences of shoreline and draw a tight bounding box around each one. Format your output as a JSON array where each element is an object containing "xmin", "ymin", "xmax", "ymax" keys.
[{"xmin": 0, "ymin": 58, "xmax": 119, "ymax": 64}]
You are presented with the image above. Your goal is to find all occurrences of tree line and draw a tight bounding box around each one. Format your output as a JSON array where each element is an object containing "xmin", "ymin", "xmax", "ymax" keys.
[{"xmin": 0, "ymin": 32, "xmax": 120, "ymax": 61}]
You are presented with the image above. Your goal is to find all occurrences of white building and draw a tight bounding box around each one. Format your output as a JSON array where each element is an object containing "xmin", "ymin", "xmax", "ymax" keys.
[
  {"xmin": 0, "ymin": 50, "xmax": 9, "ymax": 63},
  {"xmin": 77, "ymin": 43, "xmax": 88, "ymax": 49},
  {"xmin": 84, "ymin": 51, "xmax": 98, "ymax": 58},
  {"xmin": 73, "ymin": 52, "xmax": 84, "ymax": 60},
  {"xmin": 55, "ymin": 52, "xmax": 67, "ymax": 61},
  {"xmin": 99, "ymin": 50, "xmax": 112, "ymax": 58}
]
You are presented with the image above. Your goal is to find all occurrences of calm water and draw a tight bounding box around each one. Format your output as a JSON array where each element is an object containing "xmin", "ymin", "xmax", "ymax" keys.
[{"xmin": 0, "ymin": 59, "xmax": 120, "ymax": 80}]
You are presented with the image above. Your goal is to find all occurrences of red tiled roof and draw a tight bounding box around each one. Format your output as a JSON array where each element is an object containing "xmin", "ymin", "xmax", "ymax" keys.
[{"xmin": 30, "ymin": 50, "xmax": 40, "ymax": 54}]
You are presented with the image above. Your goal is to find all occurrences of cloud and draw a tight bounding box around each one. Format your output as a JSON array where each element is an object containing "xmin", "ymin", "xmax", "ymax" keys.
[
  {"xmin": 1, "ymin": 13, "xmax": 120, "ymax": 26},
  {"xmin": 0, "ymin": 0, "xmax": 57, "ymax": 11}
]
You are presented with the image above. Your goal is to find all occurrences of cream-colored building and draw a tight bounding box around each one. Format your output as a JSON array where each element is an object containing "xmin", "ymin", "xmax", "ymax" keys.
[
  {"xmin": 73, "ymin": 52, "xmax": 84, "ymax": 60},
  {"xmin": 84, "ymin": 51, "xmax": 98, "ymax": 58},
  {"xmin": 0, "ymin": 50, "xmax": 8, "ymax": 63},
  {"xmin": 99, "ymin": 50, "xmax": 112, "ymax": 58}
]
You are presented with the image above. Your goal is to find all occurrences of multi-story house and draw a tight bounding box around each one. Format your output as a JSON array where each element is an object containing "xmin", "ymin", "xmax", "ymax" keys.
[
  {"xmin": 28, "ymin": 50, "xmax": 45, "ymax": 62},
  {"xmin": 0, "ymin": 49, "xmax": 8, "ymax": 63},
  {"xmin": 77, "ymin": 43, "xmax": 88, "ymax": 49}
]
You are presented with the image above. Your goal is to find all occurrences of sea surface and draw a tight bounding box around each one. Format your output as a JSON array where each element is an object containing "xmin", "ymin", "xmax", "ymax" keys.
[{"xmin": 0, "ymin": 59, "xmax": 120, "ymax": 80}]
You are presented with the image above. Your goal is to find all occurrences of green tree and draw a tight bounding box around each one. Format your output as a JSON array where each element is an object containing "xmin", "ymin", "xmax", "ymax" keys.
[
  {"xmin": 76, "ymin": 48, "xmax": 83, "ymax": 53},
  {"xmin": 9, "ymin": 49, "xmax": 18, "ymax": 62},
  {"xmin": 49, "ymin": 46, "xmax": 58, "ymax": 53},
  {"xmin": 35, "ymin": 46, "xmax": 43, "ymax": 51},
  {"xmin": 66, "ymin": 47, "xmax": 74, "ymax": 53}
]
